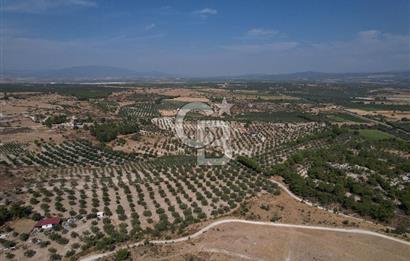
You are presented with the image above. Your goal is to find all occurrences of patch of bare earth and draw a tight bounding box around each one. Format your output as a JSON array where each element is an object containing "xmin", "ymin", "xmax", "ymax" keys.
[
  {"xmin": 168, "ymin": 97, "xmax": 210, "ymax": 103},
  {"xmin": 118, "ymin": 186, "xmax": 409, "ymax": 261},
  {"xmin": 159, "ymin": 109, "xmax": 177, "ymax": 117},
  {"xmin": 9, "ymin": 219, "xmax": 36, "ymax": 234},
  {"xmin": 130, "ymin": 223, "xmax": 410, "ymax": 261},
  {"xmin": 346, "ymin": 108, "xmax": 410, "ymax": 121},
  {"xmin": 235, "ymin": 191, "xmax": 387, "ymax": 232},
  {"xmin": 0, "ymin": 166, "xmax": 28, "ymax": 191}
]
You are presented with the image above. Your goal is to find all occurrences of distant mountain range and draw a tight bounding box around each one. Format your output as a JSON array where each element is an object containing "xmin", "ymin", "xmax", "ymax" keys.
[
  {"xmin": 3, "ymin": 65, "xmax": 409, "ymax": 83},
  {"xmin": 3, "ymin": 65, "xmax": 172, "ymax": 81},
  {"xmin": 208, "ymin": 71, "xmax": 410, "ymax": 82}
]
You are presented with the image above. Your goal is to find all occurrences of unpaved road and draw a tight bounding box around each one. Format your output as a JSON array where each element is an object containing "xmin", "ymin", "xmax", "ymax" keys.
[
  {"xmin": 79, "ymin": 180, "xmax": 407, "ymax": 261},
  {"xmin": 79, "ymin": 219, "xmax": 410, "ymax": 261}
]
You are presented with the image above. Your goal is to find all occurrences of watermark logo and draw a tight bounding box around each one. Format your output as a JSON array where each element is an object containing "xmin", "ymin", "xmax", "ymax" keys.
[{"xmin": 175, "ymin": 98, "xmax": 232, "ymax": 165}]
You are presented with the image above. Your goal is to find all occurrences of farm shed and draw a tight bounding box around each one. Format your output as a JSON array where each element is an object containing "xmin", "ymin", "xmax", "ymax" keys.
[{"xmin": 33, "ymin": 217, "xmax": 61, "ymax": 229}]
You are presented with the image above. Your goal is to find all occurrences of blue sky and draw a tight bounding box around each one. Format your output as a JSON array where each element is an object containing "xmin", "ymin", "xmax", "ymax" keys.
[{"xmin": 1, "ymin": 0, "xmax": 409, "ymax": 76}]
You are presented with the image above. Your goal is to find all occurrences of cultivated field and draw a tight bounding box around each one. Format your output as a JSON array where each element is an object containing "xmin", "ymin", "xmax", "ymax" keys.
[{"xmin": 0, "ymin": 82, "xmax": 409, "ymax": 261}]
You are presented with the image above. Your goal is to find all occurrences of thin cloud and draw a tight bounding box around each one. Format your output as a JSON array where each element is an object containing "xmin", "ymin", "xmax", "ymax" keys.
[
  {"xmin": 144, "ymin": 23, "xmax": 156, "ymax": 31},
  {"xmin": 222, "ymin": 41, "xmax": 299, "ymax": 53},
  {"xmin": 3, "ymin": 29, "xmax": 409, "ymax": 75},
  {"xmin": 67, "ymin": 0, "xmax": 96, "ymax": 7},
  {"xmin": 357, "ymin": 30, "xmax": 383, "ymax": 42},
  {"xmin": 247, "ymin": 28, "xmax": 279, "ymax": 37},
  {"xmin": 1, "ymin": 0, "xmax": 97, "ymax": 13},
  {"xmin": 193, "ymin": 8, "xmax": 218, "ymax": 18}
]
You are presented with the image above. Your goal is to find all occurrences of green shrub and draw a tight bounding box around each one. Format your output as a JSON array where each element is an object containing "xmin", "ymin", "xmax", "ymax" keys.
[
  {"xmin": 0, "ymin": 239, "xmax": 16, "ymax": 248},
  {"xmin": 5, "ymin": 253, "xmax": 15, "ymax": 259},
  {"xmin": 237, "ymin": 156, "xmax": 262, "ymax": 173},
  {"xmin": 49, "ymin": 253, "xmax": 62, "ymax": 261},
  {"xmin": 65, "ymin": 249, "xmax": 76, "ymax": 257},
  {"xmin": 19, "ymin": 233, "xmax": 29, "ymax": 241},
  {"xmin": 24, "ymin": 249, "xmax": 36, "ymax": 258},
  {"xmin": 114, "ymin": 249, "xmax": 130, "ymax": 261}
]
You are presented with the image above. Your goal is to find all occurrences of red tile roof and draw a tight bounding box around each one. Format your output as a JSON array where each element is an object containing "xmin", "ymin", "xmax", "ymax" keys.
[{"xmin": 34, "ymin": 217, "xmax": 61, "ymax": 228}]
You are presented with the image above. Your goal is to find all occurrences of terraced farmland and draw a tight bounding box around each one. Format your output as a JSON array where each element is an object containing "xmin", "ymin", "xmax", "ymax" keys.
[
  {"xmin": 119, "ymin": 103, "xmax": 160, "ymax": 119},
  {"xmin": 1, "ymin": 140, "xmax": 141, "ymax": 167},
  {"xmin": 150, "ymin": 117, "xmax": 326, "ymax": 159}
]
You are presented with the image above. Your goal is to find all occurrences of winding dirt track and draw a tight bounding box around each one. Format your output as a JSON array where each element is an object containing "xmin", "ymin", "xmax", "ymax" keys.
[
  {"xmin": 80, "ymin": 218, "xmax": 410, "ymax": 261},
  {"xmin": 79, "ymin": 179, "xmax": 409, "ymax": 261}
]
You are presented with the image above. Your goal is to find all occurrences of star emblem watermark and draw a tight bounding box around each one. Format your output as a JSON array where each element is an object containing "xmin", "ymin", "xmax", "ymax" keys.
[
  {"xmin": 215, "ymin": 97, "xmax": 232, "ymax": 116},
  {"xmin": 174, "ymin": 97, "xmax": 232, "ymax": 165}
]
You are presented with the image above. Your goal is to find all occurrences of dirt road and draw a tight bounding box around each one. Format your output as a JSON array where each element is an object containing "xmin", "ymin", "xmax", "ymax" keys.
[{"xmin": 79, "ymin": 219, "xmax": 410, "ymax": 261}]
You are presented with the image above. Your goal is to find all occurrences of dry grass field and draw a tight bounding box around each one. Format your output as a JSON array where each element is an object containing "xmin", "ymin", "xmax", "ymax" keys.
[
  {"xmin": 129, "ymin": 222, "xmax": 410, "ymax": 261},
  {"xmin": 347, "ymin": 108, "xmax": 410, "ymax": 121}
]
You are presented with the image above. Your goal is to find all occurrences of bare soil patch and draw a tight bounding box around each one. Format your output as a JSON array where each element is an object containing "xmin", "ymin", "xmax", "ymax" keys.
[
  {"xmin": 235, "ymin": 190, "xmax": 387, "ymax": 232},
  {"xmin": 158, "ymin": 109, "xmax": 177, "ymax": 117},
  {"xmin": 347, "ymin": 108, "xmax": 410, "ymax": 121},
  {"xmin": 168, "ymin": 97, "xmax": 210, "ymax": 103},
  {"xmin": 9, "ymin": 219, "xmax": 36, "ymax": 234},
  {"xmin": 130, "ymin": 222, "xmax": 410, "ymax": 261}
]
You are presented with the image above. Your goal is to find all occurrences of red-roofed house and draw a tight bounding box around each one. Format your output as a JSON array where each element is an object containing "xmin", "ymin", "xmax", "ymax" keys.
[{"xmin": 34, "ymin": 217, "xmax": 61, "ymax": 229}]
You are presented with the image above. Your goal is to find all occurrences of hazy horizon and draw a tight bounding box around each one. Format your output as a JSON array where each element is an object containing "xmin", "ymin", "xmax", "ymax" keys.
[{"xmin": 1, "ymin": 0, "xmax": 409, "ymax": 77}]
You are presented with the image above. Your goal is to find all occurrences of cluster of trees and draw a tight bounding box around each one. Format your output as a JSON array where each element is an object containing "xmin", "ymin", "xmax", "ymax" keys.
[
  {"xmin": 237, "ymin": 156, "xmax": 262, "ymax": 173},
  {"xmin": 48, "ymin": 232, "xmax": 69, "ymax": 245},
  {"xmin": 90, "ymin": 121, "xmax": 139, "ymax": 142},
  {"xmin": 269, "ymin": 134, "xmax": 410, "ymax": 222},
  {"xmin": 273, "ymin": 164, "xmax": 395, "ymax": 221},
  {"xmin": 80, "ymin": 218, "xmax": 130, "ymax": 253},
  {"xmin": 44, "ymin": 115, "xmax": 67, "ymax": 128},
  {"xmin": 114, "ymin": 249, "xmax": 130, "ymax": 261},
  {"xmin": 399, "ymin": 183, "xmax": 410, "ymax": 215},
  {"xmin": 0, "ymin": 204, "xmax": 32, "ymax": 226},
  {"xmin": 236, "ymin": 111, "xmax": 323, "ymax": 123}
]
